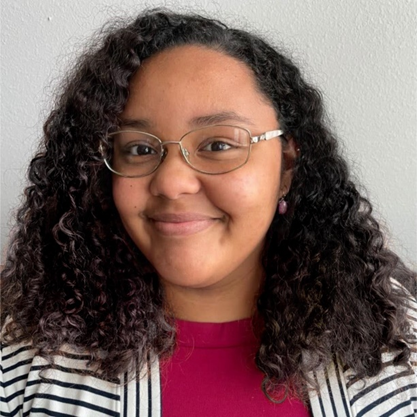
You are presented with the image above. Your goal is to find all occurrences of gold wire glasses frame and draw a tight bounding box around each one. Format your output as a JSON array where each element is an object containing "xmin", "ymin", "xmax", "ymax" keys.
[{"xmin": 101, "ymin": 124, "xmax": 285, "ymax": 177}]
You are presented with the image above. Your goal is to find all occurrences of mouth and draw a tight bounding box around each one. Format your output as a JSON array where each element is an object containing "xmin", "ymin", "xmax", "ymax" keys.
[{"xmin": 147, "ymin": 213, "xmax": 218, "ymax": 236}]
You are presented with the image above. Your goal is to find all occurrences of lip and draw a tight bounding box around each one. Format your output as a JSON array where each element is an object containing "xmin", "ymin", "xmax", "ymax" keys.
[{"xmin": 147, "ymin": 212, "xmax": 218, "ymax": 236}]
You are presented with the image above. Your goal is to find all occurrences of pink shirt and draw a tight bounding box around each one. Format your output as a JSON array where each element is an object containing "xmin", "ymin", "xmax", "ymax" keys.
[{"xmin": 160, "ymin": 318, "xmax": 311, "ymax": 416}]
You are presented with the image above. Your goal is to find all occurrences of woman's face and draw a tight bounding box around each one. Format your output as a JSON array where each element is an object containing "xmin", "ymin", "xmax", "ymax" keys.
[{"xmin": 112, "ymin": 45, "xmax": 291, "ymax": 291}]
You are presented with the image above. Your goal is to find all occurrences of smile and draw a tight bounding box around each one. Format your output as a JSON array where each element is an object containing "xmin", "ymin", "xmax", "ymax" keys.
[{"xmin": 147, "ymin": 213, "xmax": 218, "ymax": 236}]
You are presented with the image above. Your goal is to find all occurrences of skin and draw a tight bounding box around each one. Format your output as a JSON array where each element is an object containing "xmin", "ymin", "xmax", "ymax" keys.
[{"xmin": 112, "ymin": 45, "xmax": 295, "ymax": 322}]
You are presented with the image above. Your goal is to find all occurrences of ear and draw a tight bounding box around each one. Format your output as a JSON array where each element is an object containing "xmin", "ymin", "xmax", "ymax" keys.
[{"xmin": 279, "ymin": 136, "xmax": 299, "ymax": 197}]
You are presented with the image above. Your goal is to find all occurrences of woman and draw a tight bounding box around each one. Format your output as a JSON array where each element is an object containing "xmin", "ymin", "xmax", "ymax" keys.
[{"xmin": 1, "ymin": 9, "xmax": 416, "ymax": 417}]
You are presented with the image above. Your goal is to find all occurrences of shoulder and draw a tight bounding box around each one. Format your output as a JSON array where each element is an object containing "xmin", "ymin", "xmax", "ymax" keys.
[
  {"xmin": 309, "ymin": 352, "xmax": 417, "ymax": 417},
  {"xmin": 1, "ymin": 342, "xmax": 123, "ymax": 417},
  {"xmin": 309, "ymin": 287, "xmax": 417, "ymax": 417}
]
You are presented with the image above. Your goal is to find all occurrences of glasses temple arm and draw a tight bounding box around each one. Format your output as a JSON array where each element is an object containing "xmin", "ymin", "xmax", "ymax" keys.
[{"xmin": 251, "ymin": 129, "xmax": 285, "ymax": 143}]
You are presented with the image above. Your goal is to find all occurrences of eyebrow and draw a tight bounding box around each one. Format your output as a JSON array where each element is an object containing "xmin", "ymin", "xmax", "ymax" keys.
[
  {"xmin": 120, "ymin": 111, "xmax": 255, "ymax": 130},
  {"xmin": 120, "ymin": 118, "xmax": 152, "ymax": 130},
  {"xmin": 190, "ymin": 111, "xmax": 255, "ymax": 127}
]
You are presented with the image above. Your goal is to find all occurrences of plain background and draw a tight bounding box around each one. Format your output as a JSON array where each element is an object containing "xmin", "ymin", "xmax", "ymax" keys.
[{"xmin": 1, "ymin": 0, "xmax": 416, "ymax": 267}]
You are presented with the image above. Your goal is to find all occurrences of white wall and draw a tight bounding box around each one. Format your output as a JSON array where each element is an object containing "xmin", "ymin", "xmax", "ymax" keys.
[{"xmin": 1, "ymin": 0, "xmax": 416, "ymax": 266}]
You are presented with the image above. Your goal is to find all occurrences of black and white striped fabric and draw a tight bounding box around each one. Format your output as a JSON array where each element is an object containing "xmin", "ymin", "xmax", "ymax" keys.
[
  {"xmin": 309, "ymin": 294, "xmax": 417, "ymax": 416},
  {"xmin": 0, "ymin": 346, "xmax": 161, "ymax": 417},
  {"xmin": 2, "ymin": 299, "xmax": 416, "ymax": 416},
  {"xmin": 309, "ymin": 350, "xmax": 417, "ymax": 416}
]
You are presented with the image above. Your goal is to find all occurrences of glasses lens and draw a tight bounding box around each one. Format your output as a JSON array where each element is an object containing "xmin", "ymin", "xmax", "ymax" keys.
[
  {"xmin": 108, "ymin": 131, "xmax": 162, "ymax": 177},
  {"xmin": 182, "ymin": 125, "xmax": 251, "ymax": 174}
]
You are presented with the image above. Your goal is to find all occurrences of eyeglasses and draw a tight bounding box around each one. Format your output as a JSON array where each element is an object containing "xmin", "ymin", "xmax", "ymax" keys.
[{"xmin": 101, "ymin": 124, "xmax": 285, "ymax": 177}]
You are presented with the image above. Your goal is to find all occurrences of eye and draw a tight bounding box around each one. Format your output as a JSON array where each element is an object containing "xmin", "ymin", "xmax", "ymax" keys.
[
  {"xmin": 199, "ymin": 139, "xmax": 236, "ymax": 152},
  {"xmin": 125, "ymin": 143, "xmax": 159, "ymax": 156}
]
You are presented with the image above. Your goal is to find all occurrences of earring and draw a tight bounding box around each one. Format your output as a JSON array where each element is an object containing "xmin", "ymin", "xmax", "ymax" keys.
[{"xmin": 278, "ymin": 195, "xmax": 288, "ymax": 214}]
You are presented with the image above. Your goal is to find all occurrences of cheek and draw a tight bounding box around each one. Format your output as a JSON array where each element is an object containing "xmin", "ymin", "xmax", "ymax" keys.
[
  {"xmin": 112, "ymin": 177, "xmax": 145, "ymax": 216},
  {"xmin": 211, "ymin": 166, "xmax": 281, "ymax": 226}
]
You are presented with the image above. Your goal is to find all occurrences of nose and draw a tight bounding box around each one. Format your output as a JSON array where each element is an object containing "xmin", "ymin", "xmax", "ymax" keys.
[{"xmin": 149, "ymin": 143, "xmax": 201, "ymax": 199}]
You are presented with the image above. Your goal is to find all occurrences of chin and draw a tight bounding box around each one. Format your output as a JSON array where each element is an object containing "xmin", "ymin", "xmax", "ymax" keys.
[{"xmin": 157, "ymin": 269, "xmax": 220, "ymax": 290}]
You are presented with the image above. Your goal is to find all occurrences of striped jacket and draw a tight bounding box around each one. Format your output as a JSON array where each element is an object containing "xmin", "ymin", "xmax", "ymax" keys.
[{"xmin": 2, "ymin": 301, "xmax": 416, "ymax": 416}]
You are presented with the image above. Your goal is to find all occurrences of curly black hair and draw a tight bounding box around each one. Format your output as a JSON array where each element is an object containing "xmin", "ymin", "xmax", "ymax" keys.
[{"xmin": 1, "ymin": 8, "xmax": 415, "ymax": 400}]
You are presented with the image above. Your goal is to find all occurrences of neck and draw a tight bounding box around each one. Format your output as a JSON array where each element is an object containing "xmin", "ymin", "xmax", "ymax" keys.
[{"xmin": 161, "ymin": 267, "xmax": 263, "ymax": 323}]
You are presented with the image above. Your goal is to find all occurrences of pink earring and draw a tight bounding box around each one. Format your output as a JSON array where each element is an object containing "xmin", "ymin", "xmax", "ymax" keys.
[{"xmin": 278, "ymin": 195, "xmax": 288, "ymax": 214}]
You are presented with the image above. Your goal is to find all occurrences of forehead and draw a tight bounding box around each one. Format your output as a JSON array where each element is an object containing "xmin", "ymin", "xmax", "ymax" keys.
[
  {"xmin": 122, "ymin": 45, "xmax": 276, "ymax": 129},
  {"xmin": 134, "ymin": 44, "xmax": 258, "ymax": 90}
]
